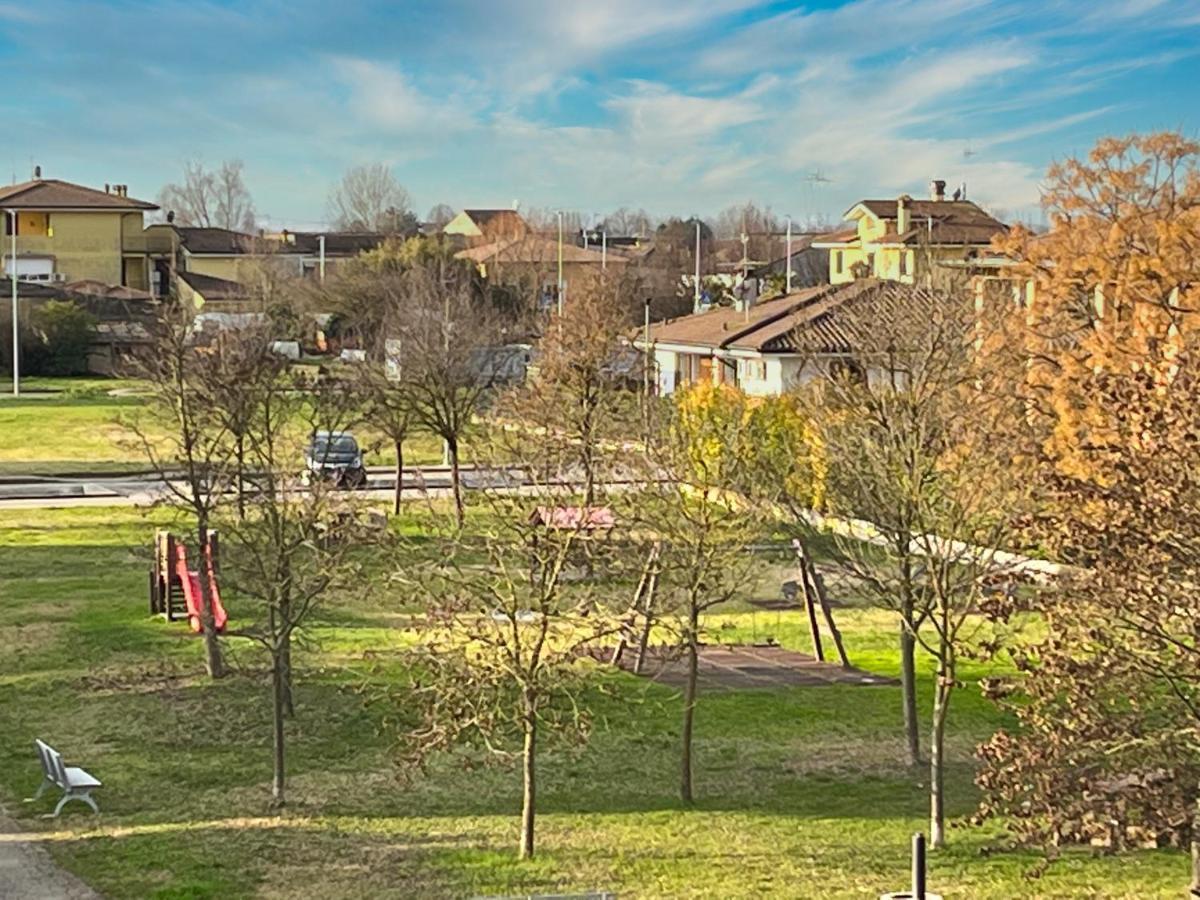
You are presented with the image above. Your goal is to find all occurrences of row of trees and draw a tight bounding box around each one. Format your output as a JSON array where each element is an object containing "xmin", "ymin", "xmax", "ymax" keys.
[
  {"xmin": 142, "ymin": 131, "xmax": 1200, "ymax": 889},
  {"xmin": 155, "ymin": 159, "xmax": 827, "ymax": 250}
]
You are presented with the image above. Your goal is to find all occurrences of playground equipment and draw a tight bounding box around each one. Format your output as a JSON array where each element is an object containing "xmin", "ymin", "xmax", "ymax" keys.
[{"xmin": 149, "ymin": 530, "xmax": 228, "ymax": 634}]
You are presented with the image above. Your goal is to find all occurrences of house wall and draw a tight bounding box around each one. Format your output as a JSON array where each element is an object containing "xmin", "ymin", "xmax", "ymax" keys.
[
  {"xmin": 4, "ymin": 212, "xmax": 133, "ymax": 283},
  {"xmin": 443, "ymin": 212, "xmax": 484, "ymax": 238}
]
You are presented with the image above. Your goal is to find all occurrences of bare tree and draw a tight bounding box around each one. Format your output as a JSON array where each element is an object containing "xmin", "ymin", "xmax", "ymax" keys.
[
  {"xmin": 495, "ymin": 271, "xmax": 642, "ymax": 507},
  {"xmin": 400, "ymin": 488, "xmax": 618, "ymax": 858},
  {"xmin": 801, "ymin": 285, "xmax": 1030, "ymax": 846},
  {"xmin": 216, "ymin": 348, "xmax": 368, "ymax": 806},
  {"xmin": 158, "ymin": 160, "xmax": 256, "ymax": 231},
  {"xmin": 601, "ymin": 207, "xmax": 656, "ymax": 238},
  {"xmin": 393, "ymin": 259, "xmax": 514, "ymax": 526},
  {"xmin": 636, "ymin": 384, "xmax": 766, "ymax": 805},
  {"xmin": 125, "ymin": 304, "xmax": 236, "ymax": 678},
  {"xmin": 327, "ymin": 163, "xmax": 415, "ymax": 233},
  {"xmin": 426, "ymin": 203, "xmax": 456, "ymax": 229}
]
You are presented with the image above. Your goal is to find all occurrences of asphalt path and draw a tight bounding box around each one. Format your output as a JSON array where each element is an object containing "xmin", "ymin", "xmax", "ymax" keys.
[{"xmin": 0, "ymin": 465, "xmax": 532, "ymax": 510}]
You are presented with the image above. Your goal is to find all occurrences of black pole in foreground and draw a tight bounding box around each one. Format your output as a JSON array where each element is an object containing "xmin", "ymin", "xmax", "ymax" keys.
[{"xmin": 911, "ymin": 832, "xmax": 926, "ymax": 899}]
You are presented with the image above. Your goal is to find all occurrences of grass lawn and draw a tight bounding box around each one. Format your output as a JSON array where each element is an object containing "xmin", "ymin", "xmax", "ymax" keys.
[
  {"xmin": 0, "ymin": 376, "xmax": 450, "ymax": 476},
  {"xmin": 0, "ymin": 505, "xmax": 1186, "ymax": 899}
]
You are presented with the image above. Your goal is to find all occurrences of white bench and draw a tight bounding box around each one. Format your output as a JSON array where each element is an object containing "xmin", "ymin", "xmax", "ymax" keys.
[{"xmin": 29, "ymin": 739, "xmax": 101, "ymax": 816}]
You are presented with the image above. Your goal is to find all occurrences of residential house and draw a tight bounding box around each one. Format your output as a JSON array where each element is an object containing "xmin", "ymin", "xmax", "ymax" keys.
[
  {"xmin": 142, "ymin": 225, "xmax": 389, "ymax": 288},
  {"xmin": 814, "ymin": 180, "xmax": 1006, "ymax": 286},
  {"xmin": 634, "ymin": 279, "xmax": 940, "ymax": 396},
  {"xmin": 0, "ymin": 172, "xmax": 165, "ymax": 291},
  {"xmin": 456, "ymin": 235, "xmax": 627, "ymax": 308},
  {"xmin": 443, "ymin": 209, "xmax": 529, "ymax": 244}
]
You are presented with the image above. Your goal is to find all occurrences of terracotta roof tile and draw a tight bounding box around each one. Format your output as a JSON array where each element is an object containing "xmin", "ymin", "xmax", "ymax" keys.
[{"xmin": 0, "ymin": 179, "xmax": 156, "ymax": 210}]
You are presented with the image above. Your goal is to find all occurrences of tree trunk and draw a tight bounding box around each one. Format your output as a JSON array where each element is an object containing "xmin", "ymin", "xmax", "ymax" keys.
[
  {"xmin": 280, "ymin": 629, "xmax": 294, "ymax": 717},
  {"xmin": 900, "ymin": 620, "xmax": 921, "ymax": 767},
  {"xmin": 271, "ymin": 644, "xmax": 287, "ymax": 807},
  {"xmin": 929, "ymin": 666, "xmax": 952, "ymax": 849},
  {"xmin": 393, "ymin": 438, "xmax": 404, "ymax": 516},
  {"xmin": 447, "ymin": 435, "xmax": 464, "ymax": 528},
  {"xmin": 680, "ymin": 605, "xmax": 699, "ymax": 805},
  {"xmin": 1190, "ymin": 790, "xmax": 1200, "ymax": 894},
  {"xmin": 235, "ymin": 433, "xmax": 246, "ymax": 520},
  {"xmin": 519, "ymin": 690, "xmax": 537, "ymax": 860},
  {"xmin": 196, "ymin": 520, "xmax": 225, "ymax": 679}
]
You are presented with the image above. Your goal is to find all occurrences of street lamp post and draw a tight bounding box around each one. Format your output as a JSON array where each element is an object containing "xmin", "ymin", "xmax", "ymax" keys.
[
  {"xmin": 7, "ymin": 209, "xmax": 17, "ymax": 397},
  {"xmin": 556, "ymin": 210, "xmax": 564, "ymax": 316}
]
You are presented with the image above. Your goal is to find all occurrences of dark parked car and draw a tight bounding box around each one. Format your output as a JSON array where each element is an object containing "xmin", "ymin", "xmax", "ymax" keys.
[{"xmin": 304, "ymin": 430, "xmax": 367, "ymax": 488}]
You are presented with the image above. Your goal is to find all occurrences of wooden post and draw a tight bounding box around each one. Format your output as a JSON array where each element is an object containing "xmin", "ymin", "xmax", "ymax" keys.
[
  {"xmin": 633, "ymin": 542, "xmax": 661, "ymax": 675},
  {"xmin": 808, "ymin": 559, "xmax": 851, "ymax": 669},
  {"xmin": 801, "ymin": 556, "xmax": 830, "ymax": 662}
]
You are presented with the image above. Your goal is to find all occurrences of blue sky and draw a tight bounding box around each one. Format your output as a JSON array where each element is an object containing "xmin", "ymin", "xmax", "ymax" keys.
[{"xmin": 1, "ymin": 0, "xmax": 1197, "ymax": 228}]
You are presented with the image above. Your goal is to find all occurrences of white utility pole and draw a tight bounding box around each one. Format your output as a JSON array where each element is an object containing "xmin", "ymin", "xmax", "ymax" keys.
[
  {"xmin": 318, "ymin": 234, "xmax": 326, "ymax": 283},
  {"xmin": 556, "ymin": 210, "xmax": 564, "ymax": 316},
  {"xmin": 693, "ymin": 220, "xmax": 701, "ymax": 311},
  {"xmin": 8, "ymin": 209, "xmax": 17, "ymax": 397},
  {"xmin": 601, "ymin": 230, "xmax": 607, "ymax": 270},
  {"xmin": 785, "ymin": 215, "xmax": 793, "ymax": 295}
]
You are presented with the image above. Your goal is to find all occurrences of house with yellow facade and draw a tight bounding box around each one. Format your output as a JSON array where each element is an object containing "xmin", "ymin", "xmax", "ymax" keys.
[
  {"xmin": 0, "ymin": 173, "xmax": 166, "ymax": 292},
  {"xmin": 814, "ymin": 180, "xmax": 1006, "ymax": 285}
]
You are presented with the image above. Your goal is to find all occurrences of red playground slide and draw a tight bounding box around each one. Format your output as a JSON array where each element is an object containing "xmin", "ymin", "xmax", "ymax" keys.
[{"xmin": 174, "ymin": 544, "xmax": 228, "ymax": 634}]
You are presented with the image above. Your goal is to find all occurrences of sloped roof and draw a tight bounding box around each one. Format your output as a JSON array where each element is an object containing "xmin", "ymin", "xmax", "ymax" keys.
[
  {"xmin": 456, "ymin": 236, "xmax": 628, "ymax": 266},
  {"xmin": 847, "ymin": 199, "xmax": 1006, "ymax": 246},
  {"xmin": 177, "ymin": 227, "xmax": 258, "ymax": 255},
  {"xmin": 0, "ymin": 179, "xmax": 157, "ymax": 210},
  {"xmin": 640, "ymin": 285, "xmax": 837, "ymax": 349},
  {"xmin": 639, "ymin": 280, "xmax": 946, "ymax": 355},
  {"xmin": 62, "ymin": 280, "xmax": 153, "ymax": 301},
  {"xmin": 178, "ymin": 270, "xmax": 246, "ymax": 300},
  {"xmin": 278, "ymin": 231, "xmax": 387, "ymax": 255}
]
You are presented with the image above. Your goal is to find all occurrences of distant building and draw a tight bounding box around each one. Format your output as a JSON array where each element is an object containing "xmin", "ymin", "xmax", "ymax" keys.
[
  {"xmin": 443, "ymin": 209, "xmax": 529, "ymax": 244},
  {"xmin": 814, "ymin": 180, "xmax": 1007, "ymax": 286},
  {"xmin": 456, "ymin": 235, "xmax": 627, "ymax": 309},
  {"xmin": 0, "ymin": 172, "xmax": 164, "ymax": 291}
]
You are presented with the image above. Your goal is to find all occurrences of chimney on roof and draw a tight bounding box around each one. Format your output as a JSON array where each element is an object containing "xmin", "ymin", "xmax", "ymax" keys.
[
  {"xmin": 959, "ymin": 181, "xmax": 967, "ymax": 201},
  {"xmin": 32, "ymin": 165, "xmax": 41, "ymax": 179},
  {"xmin": 930, "ymin": 179, "xmax": 946, "ymax": 202},
  {"xmin": 104, "ymin": 183, "xmax": 110, "ymax": 194},
  {"xmin": 166, "ymin": 210, "xmax": 175, "ymax": 224},
  {"xmin": 897, "ymin": 194, "xmax": 912, "ymax": 234}
]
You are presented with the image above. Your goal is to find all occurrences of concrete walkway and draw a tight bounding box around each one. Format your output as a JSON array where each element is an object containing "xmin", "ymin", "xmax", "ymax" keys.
[{"xmin": 0, "ymin": 805, "xmax": 99, "ymax": 900}]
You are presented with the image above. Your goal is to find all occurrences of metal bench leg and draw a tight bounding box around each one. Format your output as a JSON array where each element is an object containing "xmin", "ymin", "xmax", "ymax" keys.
[
  {"xmin": 53, "ymin": 790, "xmax": 98, "ymax": 817},
  {"xmin": 26, "ymin": 778, "xmax": 52, "ymax": 802}
]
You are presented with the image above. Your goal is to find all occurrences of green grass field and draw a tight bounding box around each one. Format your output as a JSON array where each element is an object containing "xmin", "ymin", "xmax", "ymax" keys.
[
  {"xmin": 0, "ymin": 376, "xmax": 448, "ymax": 476},
  {"xmin": 0, "ymin": 504, "xmax": 1185, "ymax": 898}
]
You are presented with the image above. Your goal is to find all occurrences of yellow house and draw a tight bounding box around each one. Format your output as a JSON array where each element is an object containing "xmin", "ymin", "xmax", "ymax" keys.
[
  {"xmin": 815, "ymin": 180, "xmax": 1006, "ymax": 286},
  {"xmin": 0, "ymin": 174, "xmax": 164, "ymax": 291}
]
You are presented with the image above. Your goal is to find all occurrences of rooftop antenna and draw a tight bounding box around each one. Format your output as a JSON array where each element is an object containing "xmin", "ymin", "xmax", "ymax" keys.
[{"xmin": 804, "ymin": 170, "xmax": 833, "ymax": 229}]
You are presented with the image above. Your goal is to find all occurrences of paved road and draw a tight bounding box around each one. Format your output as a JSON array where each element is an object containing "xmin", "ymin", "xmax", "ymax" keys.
[
  {"xmin": 0, "ymin": 804, "xmax": 99, "ymax": 899},
  {"xmin": 0, "ymin": 465, "xmax": 528, "ymax": 510}
]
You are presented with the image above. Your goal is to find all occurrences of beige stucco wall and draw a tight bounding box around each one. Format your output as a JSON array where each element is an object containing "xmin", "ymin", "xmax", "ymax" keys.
[{"xmin": 6, "ymin": 211, "xmax": 130, "ymax": 283}]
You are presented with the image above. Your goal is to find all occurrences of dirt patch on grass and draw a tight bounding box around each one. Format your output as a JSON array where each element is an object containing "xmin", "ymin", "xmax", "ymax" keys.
[
  {"xmin": 76, "ymin": 662, "xmax": 206, "ymax": 697},
  {"xmin": 785, "ymin": 733, "xmax": 977, "ymax": 778},
  {"xmin": 610, "ymin": 644, "xmax": 896, "ymax": 691}
]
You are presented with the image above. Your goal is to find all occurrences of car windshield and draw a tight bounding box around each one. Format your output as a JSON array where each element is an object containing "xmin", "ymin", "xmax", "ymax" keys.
[{"xmin": 310, "ymin": 435, "xmax": 358, "ymax": 456}]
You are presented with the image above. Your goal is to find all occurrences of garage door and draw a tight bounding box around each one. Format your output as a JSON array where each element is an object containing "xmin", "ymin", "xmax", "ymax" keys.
[{"xmin": 4, "ymin": 257, "xmax": 53, "ymax": 279}]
